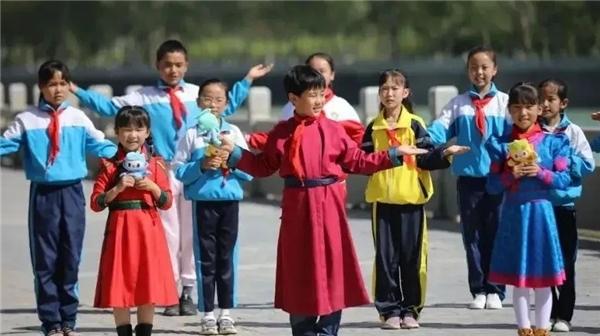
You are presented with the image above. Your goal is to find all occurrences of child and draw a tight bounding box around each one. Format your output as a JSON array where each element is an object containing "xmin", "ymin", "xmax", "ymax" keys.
[
  {"xmin": 0, "ymin": 60, "xmax": 117, "ymax": 336},
  {"xmin": 486, "ymin": 83, "xmax": 571, "ymax": 336},
  {"xmin": 591, "ymin": 112, "xmax": 600, "ymax": 153},
  {"xmin": 219, "ymin": 65, "xmax": 427, "ymax": 336},
  {"xmin": 172, "ymin": 79, "xmax": 253, "ymax": 335},
  {"xmin": 90, "ymin": 106, "xmax": 178, "ymax": 336},
  {"xmin": 69, "ymin": 39, "xmax": 272, "ymax": 316},
  {"xmin": 538, "ymin": 79, "xmax": 595, "ymax": 332},
  {"xmin": 427, "ymin": 46, "xmax": 510, "ymax": 309},
  {"xmin": 362, "ymin": 69, "xmax": 469, "ymax": 330},
  {"xmin": 248, "ymin": 52, "xmax": 364, "ymax": 150}
]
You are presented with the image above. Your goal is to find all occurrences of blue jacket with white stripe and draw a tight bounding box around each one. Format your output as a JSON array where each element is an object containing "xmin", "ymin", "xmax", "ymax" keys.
[
  {"xmin": 427, "ymin": 83, "xmax": 511, "ymax": 177},
  {"xmin": 0, "ymin": 100, "xmax": 117, "ymax": 183}
]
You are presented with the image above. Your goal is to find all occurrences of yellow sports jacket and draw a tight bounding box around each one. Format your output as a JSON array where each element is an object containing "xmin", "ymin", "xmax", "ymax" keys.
[{"xmin": 362, "ymin": 106, "xmax": 450, "ymax": 205}]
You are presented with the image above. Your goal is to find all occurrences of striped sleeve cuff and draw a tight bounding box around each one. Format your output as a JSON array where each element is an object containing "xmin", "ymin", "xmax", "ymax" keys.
[
  {"xmin": 387, "ymin": 147, "xmax": 404, "ymax": 167},
  {"xmin": 228, "ymin": 145, "xmax": 243, "ymax": 167},
  {"xmin": 96, "ymin": 193, "xmax": 107, "ymax": 209},
  {"xmin": 156, "ymin": 191, "xmax": 168, "ymax": 208}
]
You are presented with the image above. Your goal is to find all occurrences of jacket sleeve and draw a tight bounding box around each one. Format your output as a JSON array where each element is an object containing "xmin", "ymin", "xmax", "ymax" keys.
[
  {"xmin": 338, "ymin": 124, "xmax": 396, "ymax": 175},
  {"xmin": 230, "ymin": 126, "xmax": 253, "ymax": 182},
  {"xmin": 154, "ymin": 157, "xmax": 173, "ymax": 210},
  {"xmin": 81, "ymin": 113, "xmax": 117, "ymax": 158},
  {"xmin": 536, "ymin": 135, "xmax": 572, "ymax": 190},
  {"xmin": 227, "ymin": 126, "xmax": 282, "ymax": 178},
  {"xmin": 485, "ymin": 136, "xmax": 515, "ymax": 194},
  {"xmin": 222, "ymin": 78, "xmax": 251, "ymax": 117},
  {"xmin": 74, "ymin": 87, "xmax": 140, "ymax": 117},
  {"xmin": 412, "ymin": 119, "xmax": 450, "ymax": 171},
  {"xmin": 360, "ymin": 122, "xmax": 375, "ymax": 154},
  {"xmin": 568, "ymin": 127, "xmax": 595, "ymax": 179},
  {"xmin": 172, "ymin": 129, "xmax": 205, "ymax": 185},
  {"xmin": 0, "ymin": 117, "xmax": 25, "ymax": 156},
  {"xmin": 90, "ymin": 159, "xmax": 115, "ymax": 212},
  {"xmin": 427, "ymin": 100, "xmax": 457, "ymax": 146}
]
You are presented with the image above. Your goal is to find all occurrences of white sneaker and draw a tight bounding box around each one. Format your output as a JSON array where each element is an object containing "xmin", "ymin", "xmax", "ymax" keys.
[
  {"xmin": 485, "ymin": 293, "xmax": 503, "ymax": 309},
  {"xmin": 552, "ymin": 319, "xmax": 571, "ymax": 332},
  {"xmin": 469, "ymin": 294, "xmax": 486, "ymax": 309}
]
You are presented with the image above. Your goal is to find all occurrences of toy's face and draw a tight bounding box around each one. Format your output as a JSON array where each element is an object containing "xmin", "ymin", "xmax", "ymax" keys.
[
  {"xmin": 197, "ymin": 110, "xmax": 220, "ymax": 131},
  {"xmin": 123, "ymin": 153, "xmax": 147, "ymax": 172},
  {"xmin": 508, "ymin": 140, "xmax": 531, "ymax": 162}
]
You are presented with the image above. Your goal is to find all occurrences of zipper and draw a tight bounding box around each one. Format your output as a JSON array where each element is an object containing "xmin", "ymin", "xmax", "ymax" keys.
[{"xmin": 418, "ymin": 176, "xmax": 428, "ymax": 199}]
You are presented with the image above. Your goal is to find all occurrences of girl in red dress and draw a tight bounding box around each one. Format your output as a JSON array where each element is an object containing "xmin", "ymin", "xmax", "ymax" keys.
[{"xmin": 90, "ymin": 106, "xmax": 178, "ymax": 336}]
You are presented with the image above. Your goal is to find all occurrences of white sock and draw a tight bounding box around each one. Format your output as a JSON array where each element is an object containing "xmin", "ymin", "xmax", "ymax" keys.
[
  {"xmin": 513, "ymin": 287, "xmax": 531, "ymax": 328},
  {"xmin": 204, "ymin": 311, "xmax": 215, "ymax": 320},
  {"xmin": 534, "ymin": 287, "xmax": 552, "ymax": 329},
  {"xmin": 220, "ymin": 309, "xmax": 231, "ymax": 317}
]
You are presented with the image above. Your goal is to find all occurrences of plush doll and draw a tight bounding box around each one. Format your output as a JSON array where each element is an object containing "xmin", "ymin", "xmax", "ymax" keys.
[
  {"xmin": 120, "ymin": 152, "xmax": 149, "ymax": 180},
  {"xmin": 507, "ymin": 139, "xmax": 538, "ymax": 168},
  {"xmin": 196, "ymin": 109, "xmax": 228, "ymax": 169}
]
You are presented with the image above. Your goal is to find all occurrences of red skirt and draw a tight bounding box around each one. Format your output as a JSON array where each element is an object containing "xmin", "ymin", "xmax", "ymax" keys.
[{"xmin": 94, "ymin": 208, "xmax": 178, "ymax": 308}]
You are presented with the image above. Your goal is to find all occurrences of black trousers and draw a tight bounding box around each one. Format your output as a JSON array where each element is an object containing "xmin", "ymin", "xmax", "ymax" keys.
[
  {"xmin": 551, "ymin": 206, "xmax": 578, "ymax": 322},
  {"xmin": 457, "ymin": 177, "xmax": 505, "ymax": 300},
  {"xmin": 290, "ymin": 311, "xmax": 342, "ymax": 336},
  {"xmin": 372, "ymin": 202, "xmax": 427, "ymax": 319},
  {"xmin": 194, "ymin": 201, "xmax": 239, "ymax": 312}
]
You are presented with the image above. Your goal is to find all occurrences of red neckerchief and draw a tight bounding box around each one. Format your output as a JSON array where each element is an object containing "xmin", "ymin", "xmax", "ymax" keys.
[
  {"xmin": 45, "ymin": 106, "xmax": 65, "ymax": 166},
  {"xmin": 165, "ymin": 86, "xmax": 186, "ymax": 129},
  {"xmin": 471, "ymin": 95, "xmax": 494, "ymax": 137},
  {"xmin": 511, "ymin": 123, "xmax": 543, "ymax": 141},
  {"xmin": 288, "ymin": 112, "xmax": 324, "ymax": 181}
]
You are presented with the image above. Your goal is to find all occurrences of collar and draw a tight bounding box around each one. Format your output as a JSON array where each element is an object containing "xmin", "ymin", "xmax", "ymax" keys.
[
  {"xmin": 511, "ymin": 123, "xmax": 544, "ymax": 142},
  {"xmin": 468, "ymin": 82, "xmax": 498, "ymax": 99},
  {"xmin": 38, "ymin": 99, "xmax": 69, "ymax": 112},
  {"xmin": 157, "ymin": 79, "xmax": 185, "ymax": 90},
  {"xmin": 372, "ymin": 105, "xmax": 411, "ymax": 131}
]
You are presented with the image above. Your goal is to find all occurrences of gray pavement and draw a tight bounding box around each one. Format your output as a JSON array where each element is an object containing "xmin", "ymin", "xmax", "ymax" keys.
[{"xmin": 1, "ymin": 168, "xmax": 599, "ymax": 335}]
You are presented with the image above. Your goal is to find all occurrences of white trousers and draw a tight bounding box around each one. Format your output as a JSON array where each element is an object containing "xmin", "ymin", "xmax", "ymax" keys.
[{"xmin": 160, "ymin": 169, "xmax": 196, "ymax": 288}]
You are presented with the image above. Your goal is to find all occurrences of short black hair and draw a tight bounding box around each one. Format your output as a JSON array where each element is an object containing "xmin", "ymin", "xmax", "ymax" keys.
[
  {"xmin": 114, "ymin": 105, "xmax": 151, "ymax": 130},
  {"xmin": 38, "ymin": 60, "xmax": 71, "ymax": 86},
  {"xmin": 156, "ymin": 40, "xmax": 188, "ymax": 63},
  {"xmin": 538, "ymin": 78, "xmax": 568, "ymax": 101},
  {"xmin": 283, "ymin": 65, "xmax": 326, "ymax": 96},
  {"xmin": 508, "ymin": 82, "xmax": 539, "ymax": 106}
]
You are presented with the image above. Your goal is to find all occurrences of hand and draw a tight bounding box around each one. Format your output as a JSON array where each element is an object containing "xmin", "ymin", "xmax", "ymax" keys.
[
  {"xmin": 245, "ymin": 64, "xmax": 274, "ymax": 81},
  {"xmin": 69, "ymin": 82, "xmax": 79, "ymax": 93},
  {"xmin": 521, "ymin": 163, "xmax": 540, "ymax": 177},
  {"xmin": 395, "ymin": 145, "xmax": 429, "ymax": 156},
  {"xmin": 134, "ymin": 177, "xmax": 159, "ymax": 193},
  {"xmin": 218, "ymin": 134, "xmax": 235, "ymax": 153},
  {"xmin": 115, "ymin": 175, "xmax": 135, "ymax": 192},
  {"xmin": 443, "ymin": 145, "xmax": 470, "ymax": 157},
  {"xmin": 591, "ymin": 111, "xmax": 600, "ymax": 121},
  {"xmin": 202, "ymin": 155, "xmax": 223, "ymax": 170}
]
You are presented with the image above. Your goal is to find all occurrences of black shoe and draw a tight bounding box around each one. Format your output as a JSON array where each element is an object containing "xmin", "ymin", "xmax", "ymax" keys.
[
  {"xmin": 134, "ymin": 323, "xmax": 152, "ymax": 336},
  {"xmin": 163, "ymin": 304, "xmax": 180, "ymax": 316},
  {"xmin": 116, "ymin": 324, "xmax": 133, "ymax": 336},
  {"xmin": 179, "ymin": 292, "xmax": 197, "ymax": 316}
]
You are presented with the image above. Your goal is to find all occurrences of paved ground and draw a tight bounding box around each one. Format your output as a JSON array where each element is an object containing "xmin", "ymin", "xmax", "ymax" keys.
[{"xmin": 1, "ymin": 168, "xmax": 599, "ymax": 335}]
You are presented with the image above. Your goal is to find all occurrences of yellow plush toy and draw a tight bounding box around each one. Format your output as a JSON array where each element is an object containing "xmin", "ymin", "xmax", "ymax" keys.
[{"xmin": 507, "ymin": 139, "xmax": 538, "ymax": 167}]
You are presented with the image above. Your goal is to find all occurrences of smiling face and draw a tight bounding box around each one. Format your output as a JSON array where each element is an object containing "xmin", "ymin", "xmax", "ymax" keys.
[
  {"xmin": 156, "ymin": 51, "xmax": 188, "ymax": 87},
  {"xmin": 116, "ymin": 124, "xmax": 150, "ymax": 152},
  {"xmin": 467, "ymin": 52, "xmax": 497, "ymax": 92},
  {"xmin": 289, "ymin": 87, "xmax": 325, "ymax": 118},
  {"xmin": 198, "ymin": 83, "xmax": 228, "ymax": 117},
  {"xmin": 509, "ymin": 103, "xmax": 541, "ymax": 131},
  {"xmin": 39, "ymin": 71, "xmax": 69, "ymax": 107}
]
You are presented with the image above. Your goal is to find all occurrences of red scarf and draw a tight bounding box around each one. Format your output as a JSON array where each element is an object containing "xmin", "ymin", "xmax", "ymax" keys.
[
  {"xmin": 288, "ymin": 113, "xmax": 322, "ymax": 181},
  {"xmin": 46, "ymin": 106, "xmax": 65, "ymax": 166},
  {"xmin": 384, "ymin": 127, "xmax": 416, "ymax": 168},
  {"xmin": 511, "ymin": 123, "xmax": 542, "ymax": 141},
  {"xmin": 165, "ymin": 86, "xmax": 186, "ymax": 129},
  {"xmin": 471, "ymin": 95, "xmax": 493, "ymax": 136}
]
